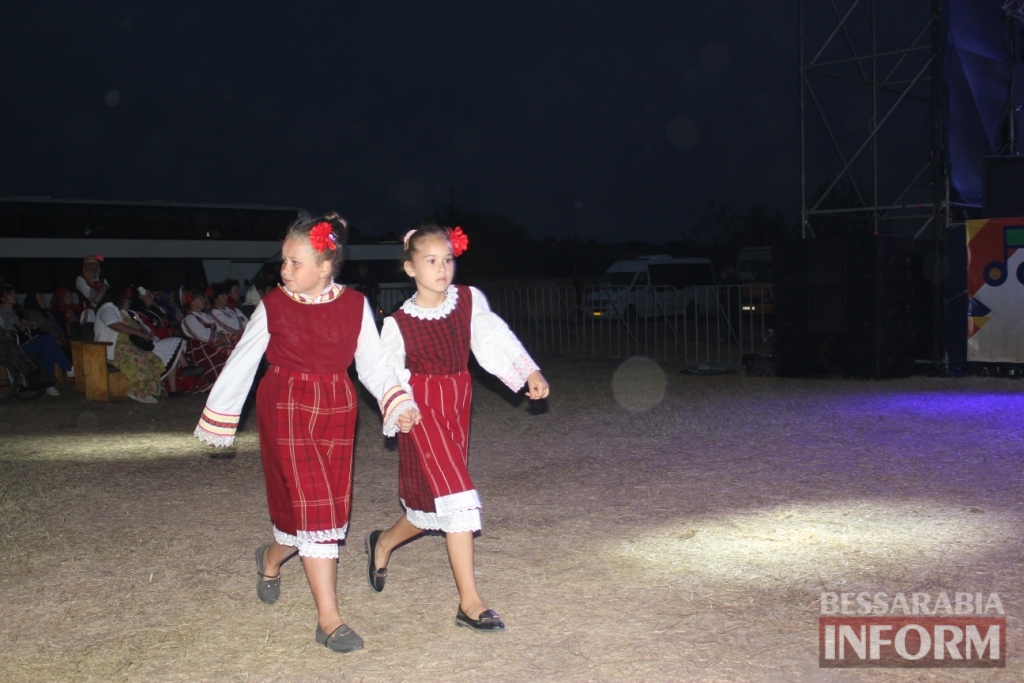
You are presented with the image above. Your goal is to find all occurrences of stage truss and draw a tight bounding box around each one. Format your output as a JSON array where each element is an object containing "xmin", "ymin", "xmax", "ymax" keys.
[{"xmin": 799, "ymin": 0, "xmax": 947, "ymax": 240}]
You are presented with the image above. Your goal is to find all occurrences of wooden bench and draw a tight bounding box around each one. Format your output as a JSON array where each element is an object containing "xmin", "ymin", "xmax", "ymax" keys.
[{"xmin": 70, "ymin": 340, "xmax": 129, "ymax": 401}]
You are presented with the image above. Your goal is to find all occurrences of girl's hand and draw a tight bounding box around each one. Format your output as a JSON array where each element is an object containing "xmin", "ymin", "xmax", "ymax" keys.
[
  {"xmin": 396, "ymin": 407, "xmax": 422, "ymax": 433},
  {"xmin": 525, "ymin": 370, "xmax": 550, "ymax": 400}
]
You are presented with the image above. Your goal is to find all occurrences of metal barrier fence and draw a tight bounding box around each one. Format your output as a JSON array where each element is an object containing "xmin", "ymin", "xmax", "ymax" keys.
[{"xmin": 486, "ymin": 285, "xmax": 774, "ymax": 365}]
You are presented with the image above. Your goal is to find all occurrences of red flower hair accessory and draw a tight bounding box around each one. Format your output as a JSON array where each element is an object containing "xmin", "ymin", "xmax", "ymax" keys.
[
  {"xmin": 309, "ymin": 221, "xmax": 338, "ymax": 253},
  {"xmin": 448, "ymin": 226, "xmax": 469, "ymax": 257}
]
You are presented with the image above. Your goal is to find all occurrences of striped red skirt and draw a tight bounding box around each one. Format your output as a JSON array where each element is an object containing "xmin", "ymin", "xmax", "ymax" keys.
[
  {"xmin": 256, "ymin": 365, "xmax": 357, "ymax": 539},
  {"xmin": 398, "ymin": 371, "xmax": 474, "ymax": 513}
]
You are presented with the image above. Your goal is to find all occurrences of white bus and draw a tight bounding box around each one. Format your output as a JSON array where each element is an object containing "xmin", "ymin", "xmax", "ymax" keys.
[{"xmin": 0, "ymin": 197, "xmax": 406, "ymax": 301}]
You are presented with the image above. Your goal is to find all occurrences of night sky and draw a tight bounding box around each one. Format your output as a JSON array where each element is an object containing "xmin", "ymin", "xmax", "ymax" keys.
[{"xmin": 2, "ymin": 2, "xmax": 799, "ymax": 244}]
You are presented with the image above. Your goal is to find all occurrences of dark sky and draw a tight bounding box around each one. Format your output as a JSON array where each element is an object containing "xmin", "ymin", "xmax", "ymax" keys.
[{"xmin": 1, "ymin": 2, "xmax": 799, "ymax": 244}]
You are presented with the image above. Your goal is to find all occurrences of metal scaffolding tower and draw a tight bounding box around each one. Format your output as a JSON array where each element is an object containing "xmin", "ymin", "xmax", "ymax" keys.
[{"xmin": 799, "ymin": 0, "xmax": 947, "ymax": 240}]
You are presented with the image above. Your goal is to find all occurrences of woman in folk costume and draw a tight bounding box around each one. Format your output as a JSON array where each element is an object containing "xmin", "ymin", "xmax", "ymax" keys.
[
  {"xmin": 129, "ymin": 285, "xmax": 178, "ymax": 340},
  {"xmin": 370, "ymin": 224, "xmax": 550, "ymax": 632},
  {"xmin": 209, "ymin": 280, "xmax": 249, "ymax": 338},
  {"xmin": 75, "ymin": 254, "xmax": 109, "ymax": 324},
  {"xmin": 127, "ymin": 285, "xmax": 193, "ymax": 394},
  {"xmin": 194, "ymin": 213, "xmax": 420, "ymax": 654},
  {"xmin": 93, "ymin": 286, "xmax": 167, "ymax": 403},
  {"xmin": 49, "ymin": 286, "xmax": 83, "ymax": 339},
  {"xmin": 180, "ymin": 287, "xmax": 233, "ymax": 385}
]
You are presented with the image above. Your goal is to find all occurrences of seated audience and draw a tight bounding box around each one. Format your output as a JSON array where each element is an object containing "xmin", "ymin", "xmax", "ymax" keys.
[
  {"xmin": 225, "ymin": 278, "xmax": 243, "ymax": 309},
  {"xmin": 0, "ymin": 330, "xmax": 55, "ymax": 392},
  {"xmin": 180, "ymin": 287, "xmax": 232, "ymax": 386},
  {"xmin": 94, "ymin": 286, "xmax": 167, "ymax": 404},
  {"xmin": 22, "ymin": 290, "xmax": 69, "ymax": 350},
  {"xmin": 49, "ymin": 287, "xmax": 83, "ymax": 340},
  {"xmin": 241, "ymin": 262, "xmax": 282, "ymax": 318},
  {"xmin": 0, "ymin": 284, "xmax": 72, "ymax": 395},
  {"xmin": 209, "ymin": 281, "xmax": 247, "ymax": 340},
  {"xmin": 76, "ymin": 254, "xmax": 109, "ymax": 324},
  {"xmin": 155, "ymin": 288, "xmax": 185, "ymax": 331},
  {"xmin": 129, "ymin": 285, "xmax": 178, "ymax": 340},
  {"xmin": 127, "ymin": 285, "xmax": 191, "ymax": 394}
]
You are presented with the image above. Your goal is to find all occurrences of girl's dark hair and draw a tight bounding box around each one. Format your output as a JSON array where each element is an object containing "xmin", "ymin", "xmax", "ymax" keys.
[
  {"xmin": 22, "ymin": 291, "xmax": 45, "ymax": 312},
  {"xmin": 401, "ymin": 223, "xmax": 451, "ymax": 264},
  {"xmin": 129, "ymin": 285, "xmax": 153, "ymax": 311},
  {"xmin": 285, "ymin": 212, "xmax": 348, "ymax": 277},
  {"xmin": 181, "ymin": 287, "xmax": 208, "ymax": 307},
  {"xmin": 0, "ymin": 283, "xmax": 15, "ymax": 299},
  {"xmin": 210, "ymin": 281, "xmax": 233, "ymax": 299},
  {"xmin": 98, "ymin": 284, "xmax": 129, "ymax": 308}
]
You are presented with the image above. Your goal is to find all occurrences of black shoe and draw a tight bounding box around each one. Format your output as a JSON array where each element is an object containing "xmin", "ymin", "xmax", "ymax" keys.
[
  {"xmin": 209, "ymin": 449, "xmax": 236, "ymax": 460},
  {"xmin": 315, "ymin": 624, "xmax": 364, "ymax": 653},
  {"xmin": 455, "ymin": 607, "xmax": 505, "ymax": 632},
  {"xmin": 254, "ymin": 544, "xmax": 281, "ymax": 605},
  {"xmin": 365, "ymin": 530, "xmax": 387, "ymax": 592}
]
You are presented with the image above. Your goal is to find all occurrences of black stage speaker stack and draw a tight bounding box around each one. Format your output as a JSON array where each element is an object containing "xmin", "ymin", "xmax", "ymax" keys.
[
  {"xmin": 773, "ymin": 235, "xmax": 916, "ymax": 379},
  {"xmin": 983, "ymin": 155, "xmax": 1024, "ymax": 218}
]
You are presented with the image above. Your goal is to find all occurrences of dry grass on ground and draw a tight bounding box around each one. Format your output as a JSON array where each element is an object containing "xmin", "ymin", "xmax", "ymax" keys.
[{"xmin": 1, "ymin": 358, "xmax": 1022, "ymax": 682}]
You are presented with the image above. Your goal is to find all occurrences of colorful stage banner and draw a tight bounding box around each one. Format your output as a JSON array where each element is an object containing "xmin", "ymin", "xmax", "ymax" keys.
[{"xmin": 966, "ymin": 218, "xmax": 1024, "ymax": 362}]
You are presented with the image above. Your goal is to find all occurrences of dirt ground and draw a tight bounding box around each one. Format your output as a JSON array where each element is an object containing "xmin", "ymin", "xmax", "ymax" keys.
[{"xmin": 1, "ymin": 357, "xmax": 1022, "ymax": 682}]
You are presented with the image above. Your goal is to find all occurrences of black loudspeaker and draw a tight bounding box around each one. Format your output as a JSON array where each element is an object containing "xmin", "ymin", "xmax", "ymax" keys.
[
  {"xmin": 773, "ymin": 235, "xmax": 916, "ymax": 378},
  {"xmin": 983, "ymin": 156, "xmax": 1024, "ymax": 218}
]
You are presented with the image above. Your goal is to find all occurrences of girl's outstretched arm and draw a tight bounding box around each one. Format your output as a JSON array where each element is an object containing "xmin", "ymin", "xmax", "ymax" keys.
[{"xmin": 467, "ymin": 286, "xmax": 540, "ymax": 392}]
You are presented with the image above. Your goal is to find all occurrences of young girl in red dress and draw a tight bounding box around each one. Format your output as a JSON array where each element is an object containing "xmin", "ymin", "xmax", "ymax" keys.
[
  {"xmin": 194, "ymin": 213, "xmax": 420, "ymax": 653},
  {"xmin": 370, "ymin": 224, "xmax": 550, "ymax": 632}
]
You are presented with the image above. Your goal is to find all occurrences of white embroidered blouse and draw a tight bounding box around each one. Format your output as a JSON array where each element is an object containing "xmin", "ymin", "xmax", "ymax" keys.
[
  {"xmin": 194, "ymin": 284, "xmax": 416, "ymax": 447},
  {"xmin": 379, "ymin": 285, "xmax": 539, "ymax": 392}
]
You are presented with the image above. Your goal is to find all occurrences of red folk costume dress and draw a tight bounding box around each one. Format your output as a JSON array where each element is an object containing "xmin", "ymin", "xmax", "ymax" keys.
[
  {"xmin": 195, "ymin": 284, "xmax": 414, "ymax": 558},
  {"xmin": 380, "ymin": 284, "xmax": 539, "ymax": 533},
  {"xmin": 181, "ymin": 310, "xmax": 232, "ymax": 385}
]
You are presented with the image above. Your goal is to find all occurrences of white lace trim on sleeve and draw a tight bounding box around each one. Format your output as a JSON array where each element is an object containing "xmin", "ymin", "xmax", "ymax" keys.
[
  {"xmin": 498, "ymin": 352, "xmax": 539, "ymax": 392},
  {"xmin": 194, "ymin": 425, "xmax": 235, "ymax": 448}
]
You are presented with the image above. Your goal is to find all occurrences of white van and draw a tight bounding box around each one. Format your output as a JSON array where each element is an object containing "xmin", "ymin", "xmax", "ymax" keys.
[{"xmin": 584, "ymin": 255, "xmax": 717, "ymax": 319}]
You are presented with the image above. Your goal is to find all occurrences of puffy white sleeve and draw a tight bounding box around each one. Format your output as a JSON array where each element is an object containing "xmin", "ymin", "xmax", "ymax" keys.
[
  {"xmin": 469, "ymin": 286, "xmax": 539, "ymax": 391},
  {"xmin": 193, "ymin": 301, "xmax": 270, "ymax": 447},
  {"xmin": 352, "ymin": 297, "xmax": 418, "ymax": 437},
  {"xmin": 379, "ymin": 316, "xmax": 412, "ymax": 393}
]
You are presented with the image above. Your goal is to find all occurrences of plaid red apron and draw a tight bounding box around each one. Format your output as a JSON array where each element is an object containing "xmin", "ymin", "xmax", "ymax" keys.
[
  {"xmin": 255, "ymin": 287, "xmax": 364, "ymax": 539},
  {"xmin": 392, "ymin": 285, "xmax": 477, "ymax": 514},
  {"xmin": 257, "ymin": 365, "xmax": 357, "ymax": 537},
  {"xmin": 397, "ymin": 370, "xmax": 473, "ymax": 512}
]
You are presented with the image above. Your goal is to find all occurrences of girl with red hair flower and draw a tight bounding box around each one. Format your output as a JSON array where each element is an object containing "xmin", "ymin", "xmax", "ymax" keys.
[
  {"xmin": 368, "ymin": 223, "xmax": 550, "ymax": 633},
  {"xmin": 194, "ymin": 212, "xmax": 420, "ymax": 654}
]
